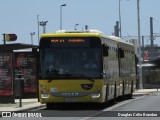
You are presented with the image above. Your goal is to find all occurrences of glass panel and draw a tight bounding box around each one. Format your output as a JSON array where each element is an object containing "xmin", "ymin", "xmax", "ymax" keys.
[{"xmin": 40, "ymin": 48, "xmax": 101, "ymax": 79}]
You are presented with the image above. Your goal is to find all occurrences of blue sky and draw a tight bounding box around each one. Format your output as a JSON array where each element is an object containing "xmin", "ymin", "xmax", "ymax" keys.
[{"xmin": 0, "ymin": 0, "xmax": 160, "ymax": 45}]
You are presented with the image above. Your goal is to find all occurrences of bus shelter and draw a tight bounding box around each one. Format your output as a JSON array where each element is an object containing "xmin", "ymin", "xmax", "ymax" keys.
[
  {"xmin": 141, "ymin": 59, "xmax": 160, "ymax": 89},
  {"xmin": 0, "ymin": 43, "xmax": 38, "ymax": 103}
]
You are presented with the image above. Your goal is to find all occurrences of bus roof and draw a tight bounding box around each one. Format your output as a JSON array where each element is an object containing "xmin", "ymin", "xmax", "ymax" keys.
[
  {"xmin": 40, "ymin": 29, "xmax": 103, "ymax": 38},
  {"xmin": 40, "ymin": 29, "xmax": 134, "ymax": 49},
  {"xmin": 108, "ymin": 36, "xmax": 134, "ymax": 46}
]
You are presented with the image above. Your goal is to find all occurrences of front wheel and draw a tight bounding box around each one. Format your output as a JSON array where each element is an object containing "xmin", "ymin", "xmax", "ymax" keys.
[{"xmin": 46, "ymin": 103, "xmax": 53, "ymax": 110}]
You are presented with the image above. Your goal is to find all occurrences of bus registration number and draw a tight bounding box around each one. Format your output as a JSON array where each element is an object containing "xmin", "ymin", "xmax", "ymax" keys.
[{"xmin": 64, "ymin": 98, "xmax": 77, "ymax": 102}]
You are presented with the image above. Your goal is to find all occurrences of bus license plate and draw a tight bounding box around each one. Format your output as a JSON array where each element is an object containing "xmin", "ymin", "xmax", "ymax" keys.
[{"xmin": 64, "ymin": 98, "xmax": 77, "ymax": 102}]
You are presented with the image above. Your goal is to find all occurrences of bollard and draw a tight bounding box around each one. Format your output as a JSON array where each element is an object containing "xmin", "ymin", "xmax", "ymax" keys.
[{"xmin": 15, "ymin": 79, "xmax": 24, "ymax": 107}]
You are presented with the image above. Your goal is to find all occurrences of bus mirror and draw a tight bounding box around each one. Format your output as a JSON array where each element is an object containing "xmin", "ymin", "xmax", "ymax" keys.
[
  {"xmin": 102, "ymin": 44, "xmax": 109, "ymax": 57},
  {"xmin": 38, "ymin": 73, "xmax": 42, "ymax": 79},
  {"xmin": 118, "ymin": 48, "xmax": 124, "ymax": 58}
]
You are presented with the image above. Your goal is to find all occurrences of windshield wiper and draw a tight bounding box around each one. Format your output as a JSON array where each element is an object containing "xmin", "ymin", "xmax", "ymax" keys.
[
  {"xmin": 88, "ymin": 78, "xmax": 95, "ymax": 82},
  {"xmin": 64, "ymin": 74, "xmax": 95, "ymax": 82},
  {"xmin": 47, "ymin": 72, "xmax": 95, "ymax": 83},
  {"xmin": 80, "ymin": 74, "xmax": 95, "ymax": 82},
  {"xmin": 46, "ymin": 69, "xmax": 59, "ymax": 83}
]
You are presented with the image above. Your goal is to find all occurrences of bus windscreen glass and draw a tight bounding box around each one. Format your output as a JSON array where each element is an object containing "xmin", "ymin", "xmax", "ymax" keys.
[{"xmin": 40, "ymin": 37, "xmax": 102, "ymax": 79}]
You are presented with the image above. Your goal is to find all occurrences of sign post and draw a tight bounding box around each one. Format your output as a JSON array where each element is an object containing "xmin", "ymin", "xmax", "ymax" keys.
[
  {"xmin": 3, "ymin": 34, "xmax": 17, "ymax": 45},
  {"xmin": 3, "ymin": 34, "xmax": 6, "ymax": 45}
]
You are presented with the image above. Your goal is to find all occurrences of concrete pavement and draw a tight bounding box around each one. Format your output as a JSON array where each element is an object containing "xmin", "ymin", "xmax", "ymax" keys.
[
  {"xmin": 0, "ymin": 89, "xmax": 159, "ymax": 114},
  {"xmin": 133, "ymin": 88, "xmax": 159, "ymax": 96},
  {"xmin": 0, "ymin": 99, "xmax": 45, "ymax": 112}
]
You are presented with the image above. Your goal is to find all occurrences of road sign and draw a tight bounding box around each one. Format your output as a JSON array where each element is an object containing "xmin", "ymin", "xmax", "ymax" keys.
[{"xmin": 5, "ymin": 34, "xmax": 17, "ymax": 41}]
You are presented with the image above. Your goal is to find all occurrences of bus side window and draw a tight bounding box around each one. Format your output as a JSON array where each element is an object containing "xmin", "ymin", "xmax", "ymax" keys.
[
  {"xmin": 118, "ymin": 48, "xmax": 124, "ymax": 58},
  {"xmin": 102, "ymin": 44, "xmax": 109, "ymax": 57}
]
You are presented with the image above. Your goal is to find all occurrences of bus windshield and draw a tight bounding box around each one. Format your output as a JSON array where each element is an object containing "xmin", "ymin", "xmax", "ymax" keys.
[{"xmin": 40, "ymin": 48, "xmax": 101, "ymax": 79}]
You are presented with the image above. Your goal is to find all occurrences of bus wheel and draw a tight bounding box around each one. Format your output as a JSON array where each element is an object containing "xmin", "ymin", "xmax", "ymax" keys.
[
  {"xmin": 46, "ymin": 103, "xmax": 53, "ymax": 110},
  {"xmin": 98, "ymin": 102, "xmax": 107, "ymax": 109},
  {"xmin": 127, "ymin": 93, "xmax": 133, "ymax": 99}
]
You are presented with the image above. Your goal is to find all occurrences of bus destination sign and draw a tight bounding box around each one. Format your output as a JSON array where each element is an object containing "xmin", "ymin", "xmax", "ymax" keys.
[
  {"xmin": 50, "ymin": 38, "xmax": 89, "ymax": 47},
  {"xmin": 51, "ymin": 39, "xmax": 85, "ymax": 43},
  {"xmin": 40, "ymin": 37, "xmax": 101, "ymax": 48}
]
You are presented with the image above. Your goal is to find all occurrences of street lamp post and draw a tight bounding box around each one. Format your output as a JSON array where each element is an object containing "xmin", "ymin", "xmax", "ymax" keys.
[
  {"xmin": 75, "ymin": 24, "xmax": 79, "ymax": 30},
  {"xmin": 37, "ymin": 15, "xmax": 40, "ymax": 43},
  {"xmin": 85, "ymin": 25, "xmax": 89, "ymax": 30},
  {"xmin": 39, "ymin": 21, "xmax": 48, "ymax": 34},
  {"xmin": 119, "ymin": 0, "xmax": 122, "ymax": 38},
  {"xmin": 137, "ymin": 0, "xmax": 143, "ymax": 89},
  {"xmin": 30, "ymin": 32, "xmax": 35, "ymax": 45},
  {"xmin": 60, "ymin": 4, "xmax": 66, "ymax": 30}
]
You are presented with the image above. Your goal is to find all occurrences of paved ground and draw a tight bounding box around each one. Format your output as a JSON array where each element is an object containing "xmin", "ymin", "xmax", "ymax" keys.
[
  {"xmin": 0, "ymin": 99, "xmax": 45, "ymax": 112},
  {"xmin": 0, "ymin": 89, "xmax": 159, "ymax": 113},
  {"xmin": 133, "ymin": 89, "xmax": 159, "ymax": 96}
]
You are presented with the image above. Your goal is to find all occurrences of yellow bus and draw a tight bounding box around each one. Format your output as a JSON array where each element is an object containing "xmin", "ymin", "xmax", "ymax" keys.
[{"xmin": 38, "ymin": 30, "xmax": 136, "ymax": 109}]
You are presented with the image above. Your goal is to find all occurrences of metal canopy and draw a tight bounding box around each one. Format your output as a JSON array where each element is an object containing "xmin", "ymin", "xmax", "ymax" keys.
[{"xmin": 0, "ymin": 43, "xmax": 38, "ymax": 51}]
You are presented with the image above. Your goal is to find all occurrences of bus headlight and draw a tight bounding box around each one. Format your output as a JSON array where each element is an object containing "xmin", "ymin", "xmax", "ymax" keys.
[
  {"xmin": 41, "ymin": 93, "xmax": 49, "ymax": 98},
  {"xmin": 43, "ymin": 86, "xmax": 47, "ymax": 90},
  {"xmin": 40, "ymin": 84, "xmax": 43, "ymax": 88},
  {"xmin": 92, "ymin": 90, "xmax": 101, "ymax": 98}
]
